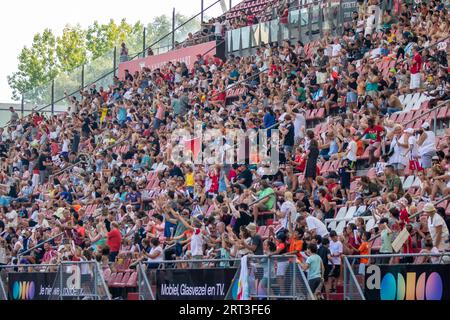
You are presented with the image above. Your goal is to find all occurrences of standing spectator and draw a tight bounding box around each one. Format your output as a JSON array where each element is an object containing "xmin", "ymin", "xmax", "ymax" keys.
[
  {"xmin": 328, "ymin": 231, "xmax": 342, "ymax": 293},
  {"xmin": 9, "ymin": 107, "xmax": 19, "ymax": 125},
  {"xmin": 304, "ymin": 130, "xmax": 320, "ymax": 194},
  {"xmin": 107, "ymin": 222, "xmax": 122, "ymax": 262},
  {"xmin": 300, "ymin": 243, "xmax": 324, "ymax": 299},
  {"xmin": 417, "ymin": 122, "xmax": 437, "ymax": 169},
  {"xmin": 378, "ymin": 217, "xmax": 393, "ymax": 264},
  {"xmin": 409, "ymin": 46, "xmax": 422, "ymax": 90},
  {"xmin": 424, "ymin": 204, "xmax": 450, "ymax": 252},
  {"xmin": 120, "ymin": 42, "xmax": 129, "ymax": 63}
]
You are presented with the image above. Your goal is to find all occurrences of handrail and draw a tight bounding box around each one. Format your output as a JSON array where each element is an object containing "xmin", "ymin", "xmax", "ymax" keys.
[
  {"xmin": 94, "ymin": 261, "xmax": 112, "ymax": 300},
  {"xmin": 296, "ymin": 262, "xmax": 316, "ymax": 300},
  {"xmin": 369, "ymin": 194, "xmax": 450, "ymax": 245},
  {"xmin": 138, "ymin": 262, "xmax": 155, "ymax": 300},
  {"xmin": 29, "ymin": 0, "xmax": 223, "ymax": 113},
  {"xmin": 17, "ymin": 232, "xmax": 65, "ymax": 258},
  {"xmin": 343, "ymin": 256, "xmax": 365, "ymax": 300},
  {"xmin": 345, "ymin": 252, "xmax": 450, "ymax": 259},
  {"xmin": 402, "ymin": 99, "xmax": 450, "ymax": 126}
]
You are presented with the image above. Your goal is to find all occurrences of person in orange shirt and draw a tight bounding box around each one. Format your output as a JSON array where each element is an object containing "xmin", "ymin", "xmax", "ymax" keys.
[
  {"xmin": 358, "ymin": 232, "xmax": 371, "ymax": 274},
  {"xmin": 288, "ymin": 218, "xmax": 304, "ymax": 262}
]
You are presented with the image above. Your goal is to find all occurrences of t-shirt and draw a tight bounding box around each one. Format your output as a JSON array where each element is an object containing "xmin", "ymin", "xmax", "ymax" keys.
[
  {"xmin": 358, "ymin": 242, "xmax": 370, "ymax": 264},
  {"xmin": 380, "ymin": 229, "xmax": 393, "ymax": 253},
  {"xmin": 148, "ymin": 245, "xmax": 163, "ymax": 262},
  {"xmin": 237, "ymin": 169, "xmax": 253, "ymax": 188},
  {"xmin": 428, "ymin": 214, "xmax": 450, "ymax": 251},
  {"xmin": 306, "ymin": 254, "xmax": 322, "ymax": 280},
  {"xmin": 306, "ymin": 216, "xmax": 329, "ymax": 237},
  {"xmin": 107, "ymin": 229, "xmax": 122, "ymax": 252},
  {"xmin": 250, "ymin": 234, "xmax": 263, "ymax": 255},
  {"xmin": 363, "ymin": 125, "xmax": 384, "ymax": 143},
  {"xmin": 191, "ymin": 228, "xmax": 204, "ymax": 256},
  {"xmin": 346, "ymin": 140, "xmax": 358, "ymax": 162},
  {"xmin": 283, "ymin": 123, "xmax": 295, "ymax": 147},
  {"xmin": 410, "ymin": 53, "xmax": 422, "ymax": 74},
  {"xmin": 280, "ymin": 201, "xmax": 297, "ymax": 229},
  {"xmin": 288, "ymin": 237, "xmax": 303, "ymax": 262},
  {"xmin": 317, "ymin": 245, "xmax": 330, "ymax": 266},
  {"xmin": 258, "ymin": 187, "xmax": 275, "ymax": 210},
  {"xmin": 329, "ymin": 240, "xmax": 343, "ymax": 265}
]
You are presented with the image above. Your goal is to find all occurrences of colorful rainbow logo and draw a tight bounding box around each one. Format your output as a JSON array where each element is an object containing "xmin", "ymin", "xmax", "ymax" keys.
[
  {"xmin": 12, "ymin": 281, "xmax": 36, "ymax": 300},
  {"xmin": 380, "ymin": 272, "xmax": 443, "ymax": 300}
]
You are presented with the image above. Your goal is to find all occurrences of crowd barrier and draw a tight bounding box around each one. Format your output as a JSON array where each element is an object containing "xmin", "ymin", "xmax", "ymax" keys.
[
  {"xmin": 138, "ymin": 255, "xmax": 315, "ymax": 300},
  {"xmin": 343, "ymin": 252, "xmax": 450, "ymax": 301},
  {"xmin": 0, "ymin": 261, "xmax": 111, "ymax": 300}
]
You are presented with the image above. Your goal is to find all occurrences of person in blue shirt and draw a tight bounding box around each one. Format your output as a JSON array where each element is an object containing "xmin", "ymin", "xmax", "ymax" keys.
[
  {"xmin": 300, "ymin": 243, "xmax": 324, "ymax": 299},
  {"xmin": 263, "ymin": 107, "xmax": 276, "ymax": 138}
]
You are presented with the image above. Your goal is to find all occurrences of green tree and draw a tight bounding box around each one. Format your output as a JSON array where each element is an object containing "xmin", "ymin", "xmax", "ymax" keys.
[
  {"xmin": 7, "ymin": 29, "xmax": 59, "ymax": 101},
  {"xmin": 56, "ymin": 25, "xmax": 87, "ymax": 72}
]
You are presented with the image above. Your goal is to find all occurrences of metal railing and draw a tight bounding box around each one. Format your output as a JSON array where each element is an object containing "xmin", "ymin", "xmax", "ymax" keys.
[
  {"xmin": 343, "ymin": 252, "xmax": 450, "ymax": 300},
  {"xmin": 17, "ymin": 0, "xmax": 224, "ymax": 116},
  {"xmin": 49, "ymin": 261, "xmax": 111, "ymax": 300},
  {"xmin": 0, "ymin": 261, "xmax": 111, "ymax": 300},
  {"xmin": 137, "ymin": 255, "xmax": 315, "ymax": 300},
  {"xmin": 403, "ymin": 99, "xmax": 450, "ymax": 134},
  {"xmin": 343, "ymin": 255, "xmax": 366, "ymax": 300},
  {"xmin": 17, "ymin": 232, "xmax": 65, "ymax": 259}
]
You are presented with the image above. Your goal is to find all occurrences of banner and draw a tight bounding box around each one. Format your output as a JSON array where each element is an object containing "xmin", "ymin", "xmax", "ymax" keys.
[
  {"xmin": 8, "ymin": 266, "xmax": 88, "ymax": 300},
  {"xmin": 8, "ymin": 272, "xmax": 57, "ymax": 300},
  {"xmin": 155, "ymin": 268, "xmax": 237, "ymax": 300},
  {"xmin": 118, "ymin": 41, "xmax": 217, "ymax": 79},
  {"xmin": 364, "ymin": 264, "xmax": 450, "ymax": 300}
]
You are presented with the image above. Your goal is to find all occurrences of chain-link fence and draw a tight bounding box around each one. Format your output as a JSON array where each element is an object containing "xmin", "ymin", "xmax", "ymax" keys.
[
  {"xmin": 137, "ymin": 263, "xmax": 155, "ymax": 300},
  {"xmin": 48, "ymin": 261, "xmax": 111, "ymax": 300},
  {"xmin": 137, "ymin": 255, "xmax": 315, "ymax": 300},
  {"xmin": 246, "ymin": 255, "xmax": 315, "ymax": 300},
  {"xmin": 0, "ymin": 264, "xmax": 60, "ymax": 300},
  {"xmin": 343, "ymin": 253, "xmax": 450, "ymax": 300}
]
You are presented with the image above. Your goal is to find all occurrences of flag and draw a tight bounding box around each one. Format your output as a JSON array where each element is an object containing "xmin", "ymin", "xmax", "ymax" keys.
[
  {"xmin": 184, "ymin": 136, "xmax": 202, "ymax": 162},
  {"xmin": 236, "ymin": 255, "xmax": 249, "ymax": 300}
]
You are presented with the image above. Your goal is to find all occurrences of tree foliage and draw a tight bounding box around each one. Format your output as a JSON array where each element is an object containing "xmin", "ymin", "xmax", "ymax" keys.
[{"xmin": 8, "ymin": 14, "xmax": 202, "ymax": 103}]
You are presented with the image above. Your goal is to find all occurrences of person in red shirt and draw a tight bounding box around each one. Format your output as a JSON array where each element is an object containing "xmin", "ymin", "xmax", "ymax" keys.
[
  {"xmin": 107, "ymin": 221, "xmax": 122, "ymax": 262},
  {"xmin": 410, "ymin": 46, "xmax": 422, "ymax": 90},
  {"xmin": 360, "ymin": 117, "xmax": 385, "ymax": 167}
]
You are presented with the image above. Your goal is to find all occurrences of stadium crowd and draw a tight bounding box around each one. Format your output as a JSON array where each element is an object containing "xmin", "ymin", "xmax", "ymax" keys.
[{"xmin": 0, "ymin": 0, "xmax": 449, "ymax": 299}]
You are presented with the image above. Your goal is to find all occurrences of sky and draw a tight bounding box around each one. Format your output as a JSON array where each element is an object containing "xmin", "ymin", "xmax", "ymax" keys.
[{"xmin": 0, "ymin": 0, "xmax": 240, "ymax": 104}]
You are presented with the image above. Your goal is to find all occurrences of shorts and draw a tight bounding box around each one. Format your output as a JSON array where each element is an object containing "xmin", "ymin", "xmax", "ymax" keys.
[
  {"xmin": 308, "ymin": 277, "xmax": 322, "ymax": 293},
  {"xmin": 328, "ymin": 265, "xmax": 341, "ymax": 278},
  {"xmin": 410, "ymin": 73, "xmax": 421, "ymax": 90}
]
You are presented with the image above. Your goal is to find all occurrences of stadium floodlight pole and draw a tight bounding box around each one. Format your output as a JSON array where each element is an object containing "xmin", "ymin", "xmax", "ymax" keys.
[
  {"xmin": 201, "ymin": 0, "xmax": 204, "ymax": 24},
  {"xmin": 172, "ymin": 8, "xmax": 176, "ymax": 50},
  {"xmin": 143, "ymin": 27, "xmax": 146, "ymax": 58},
  {"xmin": 51, "ymin": 80, "xmax": 55, "ymax": 115}
]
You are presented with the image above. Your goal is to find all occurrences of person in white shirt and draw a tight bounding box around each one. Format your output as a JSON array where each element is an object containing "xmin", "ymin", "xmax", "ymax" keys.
[
  {"xmin": 276, "ymin": 192, "xmax": 298, "ymax": 230},
  {"xmin": 328, "ymin": 231, "xmax": 343, "ymax": 293},
  {"xmin": 146, "ymin": 238, "xmax": 164, "ymax": 268},
  {"xmin": 417, "ymin": 122, "xmax": 436, "ymax": 169},
  {"xmin": 424, "ymin": 204, "xmax": 449, "ymax": 252},
  {"xmin": 364, "ymin": 10, "xmax": 376, "ymax": 37},
  {"xmin": 298, "ymin": 214, "xmax": 329, "ymax": 238}
]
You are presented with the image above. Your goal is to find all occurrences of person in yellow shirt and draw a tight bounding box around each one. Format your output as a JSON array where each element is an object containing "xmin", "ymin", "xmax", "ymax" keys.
[{"xmin": 185, "ymin": 166, "xmax": 195, "ymax": 197}]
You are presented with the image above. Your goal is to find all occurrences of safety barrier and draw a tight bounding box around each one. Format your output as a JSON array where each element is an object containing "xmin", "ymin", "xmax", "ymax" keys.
[
  {"xmin": 343, "ymin": 252, "xmax": 450, "ymax": 300},
  {"xmin": 138, "ymin": 255, "xmax": 315, "ymax": 300},
  {"xmin": 0, "ymin": 261, "xmax": 111, "ymax": 300}
]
